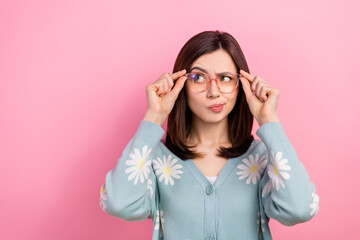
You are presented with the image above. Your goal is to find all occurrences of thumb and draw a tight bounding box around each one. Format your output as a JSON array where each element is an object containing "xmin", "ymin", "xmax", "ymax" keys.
[
  {"xmin": 168, "ymin": 75, "xmax": 187, "ymax": 101},
  {"xmin": 240, "ymin": 77, "xmax": 253, "ymax": 100}
]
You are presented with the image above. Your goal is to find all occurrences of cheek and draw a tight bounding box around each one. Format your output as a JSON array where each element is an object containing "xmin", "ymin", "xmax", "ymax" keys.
[
  {"xmin": 232, "ymin": 88, "xmax": 240, "ymax": 101},
  {"xmin": 227, "ymin": 91, "xmax": 239, "ymax": 110},
  {"xmin": 185, "ymin": 87, "xmax": 205, "ymax": 113},
  {"xmin": 233, "ymin": 91, "xmax": 239, "ymax": 103},
  {"xmin": 187, "ymin": 94, "xmax": 201, "ymax": 110},
  {"xmin": 185, "ymin": 85, "xmax": 195, "ymax": 109}
]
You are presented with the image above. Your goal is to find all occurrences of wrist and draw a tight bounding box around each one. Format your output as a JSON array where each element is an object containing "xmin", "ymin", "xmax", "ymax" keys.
[
  {"xmin": 257, "ymin": 115, "xmax": 280, "ymax": 127},
  {"xmin": 143, "ymin": 110, "xmax": 167, "ymax": 126}
]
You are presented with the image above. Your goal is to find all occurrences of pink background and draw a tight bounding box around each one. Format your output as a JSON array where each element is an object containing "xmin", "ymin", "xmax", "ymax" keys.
[{"xmin": 1, "ymin": 0, "xmax": 359, "ymax": 239}]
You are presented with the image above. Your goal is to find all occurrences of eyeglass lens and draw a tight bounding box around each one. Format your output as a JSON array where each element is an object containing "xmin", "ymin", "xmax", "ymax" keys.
[{"xmin": 186, "ymin": 72, "xmax": 239, "ymax": 92}]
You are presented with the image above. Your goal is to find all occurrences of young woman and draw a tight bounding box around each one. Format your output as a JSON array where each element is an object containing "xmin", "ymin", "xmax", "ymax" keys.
[{"xmin": 100, "ymin": 30, "xmax": 319, "ymax": 240}]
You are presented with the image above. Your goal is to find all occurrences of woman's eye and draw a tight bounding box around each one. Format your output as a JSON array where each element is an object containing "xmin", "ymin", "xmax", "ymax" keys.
[
  {"xmin": 191, "ymin": 73, "xmax": 205, "ymax": 82},
  {"xmin": 221, "ymin": 76, "xmax": 232, "ymax": 82}
]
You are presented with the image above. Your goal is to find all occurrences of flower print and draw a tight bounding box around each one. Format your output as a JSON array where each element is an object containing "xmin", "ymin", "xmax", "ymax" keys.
[
  {"xmin": 257, "ymin": 211, "xmax": 266, "ymax": 232},
  {"xmin": 147, "ymin": 179, "xmax": 154, "ymax": 199},
  {"xmin": 236, "ymin": 153, "xmax": 267, "ymax": 184},
  {"xmin": 153, "ymin": 154, "xmax": 183, "ymax": 185},
  {"xmin": 267, "ymin": 151, "xmax": 291, "ymax": 191},
  {"xmin": 125, "ymin": 145, "xmax": 152, "ymax": 185},
  {"xmin": 309, "ymin": 192, "xmax": 319, "ymax": 216},
  {"xmin": 154, "ymin": 210, "xmax": 164, "ymax": 238},
  {"xmin": 99, "ymin": 184, "xmax": 108, "ymax": 211},
  {"xmin": 261, "ymin": 179, "xmax": 272, "ymax": 197}
]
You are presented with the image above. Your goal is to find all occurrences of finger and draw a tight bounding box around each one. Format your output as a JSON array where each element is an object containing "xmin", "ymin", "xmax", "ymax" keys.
[
  {"xmin": 154, "ymin": 80, "xmax": 168, "ymax": 94},
  {"xmin": 251, "ymin": 77, "xmax": 262, "ymax": 93},
  {"xmin": 259, "ymin": 86, "xmax": 269, "ymax": 101},
  {"xmin": 255, "ymin": 82, "xmax": 262, "ymax": 99},
  {"xmin": 164, "ymin": 74, "xmax": 174, "ymax": 90},
  {"xmin": 157, "ymin": 72, "xmax": 174, "ymax": 93},
  {"xmin": 167, "ymin": 75, "xmax": 187, "ymax": 101},
  {"xmin": 255, "ymin": 80, "xmax": 267, "ymax": 98},
  {"xmin": 239, "ymin": 76, "xmax": 253, "ymax": 100},
  {"xmin": 240, "ymin": 69, "xmax": 256, "ymax": 82},
  {"xmin": 153, "ymin": 80, "xmax": 170, "ymax": 97},
  {"xmin": 146, "ymin": 83, "xmax": 163, "ymax": 99},
  {"xmin": 170, "ymin": 69, "xmax": 187, "ymax": 80}
]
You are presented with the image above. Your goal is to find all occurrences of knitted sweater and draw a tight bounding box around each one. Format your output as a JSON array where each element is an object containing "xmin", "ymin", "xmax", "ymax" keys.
[{"xmin": 99, "ymin": 120, "xmax": 319, "ymax": 239}]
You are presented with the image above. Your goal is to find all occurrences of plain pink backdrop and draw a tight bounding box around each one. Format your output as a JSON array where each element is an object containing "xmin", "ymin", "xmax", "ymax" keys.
[{"xmin": 1, "ymin": 0, "xmax": 359, "ymax": 239}]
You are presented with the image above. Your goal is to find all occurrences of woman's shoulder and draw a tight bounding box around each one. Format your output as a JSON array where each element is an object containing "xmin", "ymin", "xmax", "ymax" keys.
[
  {"xmin": 156, "ymin": 139, "xmax": 190, "ymax": 162},
  {"xmin": 156, "ymin": 138, "xmax": 266, "ymax": 161},
  {"xmin": 247, "ymin": 138, "xmax": 267, "ymax": 156},
  {"xmin": 155, "ymin": 139, "xmax": 180, "ymax": 157},
  {"xmin": 158, "ymin": 139, "xmax": 168, "ymax": 153}
]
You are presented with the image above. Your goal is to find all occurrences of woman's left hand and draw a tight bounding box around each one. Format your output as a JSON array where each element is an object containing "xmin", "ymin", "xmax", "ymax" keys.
[{"xmin": 239, "ymin": 69, "xmax": 280, "ymax": 127}]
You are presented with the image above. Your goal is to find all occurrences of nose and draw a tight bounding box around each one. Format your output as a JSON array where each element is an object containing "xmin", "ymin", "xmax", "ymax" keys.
[{"xmin": 207, "ymin": 79, "xmax": 220, "ymax": 98}]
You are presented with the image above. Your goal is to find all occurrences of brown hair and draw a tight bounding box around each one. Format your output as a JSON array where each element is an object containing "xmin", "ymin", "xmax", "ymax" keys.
[{"xmin": 164, "ymin": 30, "xmax": 254, "ymax": 160}]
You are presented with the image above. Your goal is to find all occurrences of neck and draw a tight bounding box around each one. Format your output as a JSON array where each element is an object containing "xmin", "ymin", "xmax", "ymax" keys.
[{"xmin": 187, "ymin": 115, "xmax": 230, "ymax": 147}]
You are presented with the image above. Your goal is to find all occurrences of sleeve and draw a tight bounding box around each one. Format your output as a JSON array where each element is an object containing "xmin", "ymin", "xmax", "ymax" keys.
[
  {"xmin": 256, "ymin": 122, "xmax": 319, "ymax": 226},
  {"xmin": 99, "ymin": 120, "xmax": 164, "ymax": 222}
]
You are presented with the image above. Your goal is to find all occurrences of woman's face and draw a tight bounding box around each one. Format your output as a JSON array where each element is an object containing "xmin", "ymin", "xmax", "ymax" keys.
[{"xmin": 185, "ymin": 49, "xmax": 239, "ymax": 124}]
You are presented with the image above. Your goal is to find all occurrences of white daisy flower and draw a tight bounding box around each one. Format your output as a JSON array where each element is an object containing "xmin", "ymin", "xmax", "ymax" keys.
[
  {"xmin": 125, "ymin": 145, "xmax": 152, "ymax": 185},
  {"xmin": 268, "ymin": 151, "xmax": 291, "ymax": 191},
  {"xmin": 153, "ymin": 154, "xmax": 183, "ymax": 185},
  {"xmin": 236, "ymin": 153, "xmax": 267, "ymax": 184},
  {"xmin": 309, "ymin": 192, "xmax": 319, "ymax": 216},
  {"xmin": 262, "ymin": 179, "xmax": 272, "ymax": 197},
  {"xmin": 257, "ymin": 211, "xmax": 266, "ymax": 232},
  {"xmin": 154, "ymin": 210, "xmax": 164, "ymax": 237},
  {"xmin": 147, "ymin": 179, "xmax": 154, "ymax": 199}
]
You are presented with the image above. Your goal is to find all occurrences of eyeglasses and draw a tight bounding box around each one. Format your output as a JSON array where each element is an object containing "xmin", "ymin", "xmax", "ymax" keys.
[{"xmin": 185, "ymin": 71, "xmax": 241, "ymax": 93}]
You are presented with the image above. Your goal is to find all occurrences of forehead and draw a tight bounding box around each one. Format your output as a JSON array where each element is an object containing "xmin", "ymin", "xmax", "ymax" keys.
[{"xmin": 190, "ymin": 49, "xmax": 237, "ymax": 73}]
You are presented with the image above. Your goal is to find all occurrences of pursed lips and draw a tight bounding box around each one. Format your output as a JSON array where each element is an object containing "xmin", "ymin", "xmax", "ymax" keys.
[{"xmin": 208, "ymin": 103, "xmax": 225, "ymax": 108}]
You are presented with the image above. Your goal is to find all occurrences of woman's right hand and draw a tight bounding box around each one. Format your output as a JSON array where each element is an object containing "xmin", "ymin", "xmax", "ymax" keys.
[{"xmin": 143, "ymin": 69, "xmax": 187, "ymax": 126}]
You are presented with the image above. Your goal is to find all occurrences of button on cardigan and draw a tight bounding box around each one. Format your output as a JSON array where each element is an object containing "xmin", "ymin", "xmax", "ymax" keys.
[{"xmin": 99, "ymin": 120, "xmax": 319, "ymax": 239}]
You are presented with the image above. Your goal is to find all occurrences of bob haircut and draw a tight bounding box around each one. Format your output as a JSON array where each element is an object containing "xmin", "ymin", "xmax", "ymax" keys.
[{"xmin": 164, "ymin": 30, "xmax": 254, "ymax": 160}]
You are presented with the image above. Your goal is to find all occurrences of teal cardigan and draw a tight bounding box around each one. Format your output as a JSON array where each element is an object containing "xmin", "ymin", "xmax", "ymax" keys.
[{"xmin": 100, "ymin": 120, "xmax": 319, "ymax": 239}]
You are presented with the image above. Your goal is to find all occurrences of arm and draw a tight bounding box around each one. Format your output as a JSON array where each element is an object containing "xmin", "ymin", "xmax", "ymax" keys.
[
  {"xmin": 99, "ymin": 69, "xmax": 186, "ymax": 221},
  {"xmin": 99, "ymin": 120, "xmax": 164, "ymax": 221},
  {"xmin": 257, "ymin": 122, "xmax": 319, "ymax": 226}
]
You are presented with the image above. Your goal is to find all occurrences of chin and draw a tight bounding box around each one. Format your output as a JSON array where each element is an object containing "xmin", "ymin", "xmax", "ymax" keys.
[{"xmin": 195, "ymin": 111, "xmax": 229, "ymax": 124}]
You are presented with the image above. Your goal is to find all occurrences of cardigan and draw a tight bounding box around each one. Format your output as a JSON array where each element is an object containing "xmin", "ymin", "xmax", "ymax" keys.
[{"xmin": 99, "ymin": 120, "xmax": 319, "ymax": 240}]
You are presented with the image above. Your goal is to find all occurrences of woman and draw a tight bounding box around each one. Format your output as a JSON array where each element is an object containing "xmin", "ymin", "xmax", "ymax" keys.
[{"xmin": 99, "ymin": 30, "xmax": 319, "ymax": 240}]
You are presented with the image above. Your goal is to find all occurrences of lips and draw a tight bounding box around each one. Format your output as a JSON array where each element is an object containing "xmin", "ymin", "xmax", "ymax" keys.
[{"xmin": 208, "ymin": 103, "xmax": 224, "ymax": 112}]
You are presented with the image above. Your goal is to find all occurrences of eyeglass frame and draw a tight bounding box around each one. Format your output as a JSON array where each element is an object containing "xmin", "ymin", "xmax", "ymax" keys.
[{"xmin": 184, "ymin": 71, "xmax": 242, "ymax": 93}]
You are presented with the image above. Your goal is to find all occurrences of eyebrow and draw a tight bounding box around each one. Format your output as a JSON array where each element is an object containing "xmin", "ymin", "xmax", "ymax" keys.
[{"xmin": 189, "ymin": 66, "xmax": 236, "ymax": 75}]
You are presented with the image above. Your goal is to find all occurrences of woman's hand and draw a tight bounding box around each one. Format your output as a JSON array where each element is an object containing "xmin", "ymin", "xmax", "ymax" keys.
[
  {"xmin": 143, "ymin": 69, "xmax": 187, "ymax": 126},
  {"xmin": 239, "ymin": 69, "xmax": 280, "ymax": 127}
]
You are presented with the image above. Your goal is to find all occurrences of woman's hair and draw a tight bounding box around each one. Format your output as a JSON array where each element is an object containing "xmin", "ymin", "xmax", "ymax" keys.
[{"xmin": 164, "ymin": 30, "xmax": 254, "ymax": 160}]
